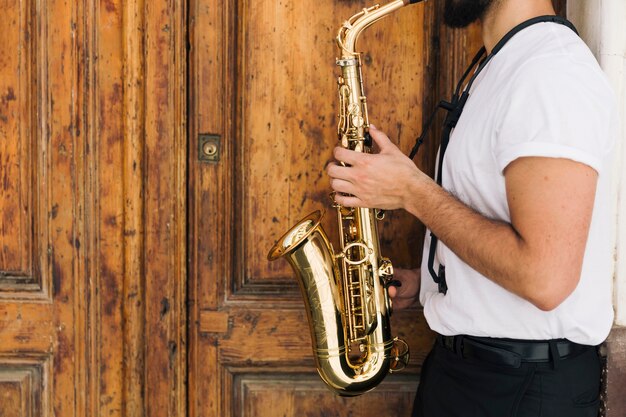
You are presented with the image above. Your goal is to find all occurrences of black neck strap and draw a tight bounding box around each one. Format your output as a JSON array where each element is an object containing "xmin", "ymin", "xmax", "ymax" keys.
[
  {"xmin": 424, "ymin": 15, "xmax": 579, "ymax": 295},
  {"xmin": 493, "ymin": 15, "xmax": 578, "ymax": 55}
]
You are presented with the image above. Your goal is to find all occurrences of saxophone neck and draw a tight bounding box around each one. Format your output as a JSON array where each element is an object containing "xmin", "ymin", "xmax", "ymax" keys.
[{"xmin": 336, "ymin": 0, "xmax": 421, "ymax": 58}]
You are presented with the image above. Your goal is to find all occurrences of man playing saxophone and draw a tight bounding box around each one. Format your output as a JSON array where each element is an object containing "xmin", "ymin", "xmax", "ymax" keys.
[{"xmin": 327, "ymin": 0, "xmax": 617, "ymax": 416}]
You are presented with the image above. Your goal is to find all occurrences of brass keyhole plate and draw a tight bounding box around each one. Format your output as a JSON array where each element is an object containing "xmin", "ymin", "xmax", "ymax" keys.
[{"xmin": 198, "ymin": 134, "xmax": 221, "ymax": 163}]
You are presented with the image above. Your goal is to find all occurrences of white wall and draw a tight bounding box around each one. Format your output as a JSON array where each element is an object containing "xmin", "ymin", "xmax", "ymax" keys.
[{"xmin": 567, "ymin": 0, "xmax": 626, "ymax": 325}]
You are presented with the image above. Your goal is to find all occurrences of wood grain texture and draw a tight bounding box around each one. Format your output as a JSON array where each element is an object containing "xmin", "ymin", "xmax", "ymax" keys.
[
  {"xmin": 187, "ymin": 2, "xmax": 233, "ymax": 415},
  {"xmin": 604, "ymin": 327, "xmax": 626, "ymax": 417},
  {"xmin": 93, "ymin": 0, "xmax": 126, "ymax": 415},
  {"xmin": 188, "ymin": 1, "xmax": 439, "ymax": 416},
  {"xmin": 0, "ymin": 0, "xmax": 33, "ymax": 277},
  {"xmin": 143, "ymin": 0, "xmax": 188, "ymax": 415},
  {"xmin": 0, "ymin": 0, "xmax": 87, "ymax": 415},
  {"xmin": 0, "ymin": 0, "xmax": 187, "ymax": 415},
  {"xmin": 0, "ymin": 356, "xmax": 46, "ymax": 417},
  {"xmin": 0, "ymin": 0, "xmax": 47, "ymax": 299},
  {"xmin": 234, "ymin": 374, "xmax": 418, "ymax": 417},
  {"xmin": 200, "ymin": 310, "xmax": 231, "ymax": 334},
  {"xmin": 46, "ymin": 0, "xmax": 86, "ymax": 414},
  {"xmin": 121, "ymin": 1, "xmax": 147, "ymax": 415},
  {"xmin": 90, "ymin": 0, "xmax": 188, "ymax": 415}
]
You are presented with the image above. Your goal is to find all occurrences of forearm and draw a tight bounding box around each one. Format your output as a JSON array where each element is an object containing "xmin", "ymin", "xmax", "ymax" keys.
[{"xmin": 404, "ymin": 177, "xmax": 565, "ymax": 310}]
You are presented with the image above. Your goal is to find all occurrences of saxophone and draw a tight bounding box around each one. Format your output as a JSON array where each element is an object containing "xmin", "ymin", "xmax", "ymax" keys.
[{"xmin": 268, "ymin": 0, "xmax": 420, "ymax": 396}]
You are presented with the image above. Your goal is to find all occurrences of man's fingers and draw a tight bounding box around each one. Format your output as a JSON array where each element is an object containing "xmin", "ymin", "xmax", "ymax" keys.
[
  {"xmin": 333, "ymin": 146, "xmax": 361, "ymax": 165},
  {"xmin": 330, "ymin": 178, "xmax": 354, "ymax": 195},
  {"xmin": 369, "ymin": 125, "xmax": 393, "ymax": 151},
  {"xmin": 333, "ymin": 194, "xmax": 363, "ymax": 208},
  {"xmin": 326, "ymin": 163, "xmax": 353, "ymax": 181}
]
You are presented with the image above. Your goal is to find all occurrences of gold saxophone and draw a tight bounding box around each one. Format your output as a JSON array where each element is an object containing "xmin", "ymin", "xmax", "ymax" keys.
[{"xmin": 268, "ymin": 0, "xmax": 421, "ymax": 396}]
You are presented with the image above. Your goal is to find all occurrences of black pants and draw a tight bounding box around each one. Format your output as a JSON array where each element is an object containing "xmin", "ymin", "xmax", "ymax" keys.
[{"xmin": 412, "ymin": 337, "xmax": 601, "ymax": 417}]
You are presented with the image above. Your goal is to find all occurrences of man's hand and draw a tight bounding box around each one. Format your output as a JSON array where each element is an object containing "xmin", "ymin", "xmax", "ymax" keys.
[
  {"xmin": 388, "ymin": 268, "xmax": 421, "ymax": 310},
  {"xmin": 326, "ymin": 125, "xmax": 431, "ymax": 210}
]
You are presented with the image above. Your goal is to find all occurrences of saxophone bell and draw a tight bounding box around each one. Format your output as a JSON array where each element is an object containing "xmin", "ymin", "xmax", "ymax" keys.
[{"xmin": 268, "ymin": 210, "xmax": 408, "ymax": 396}]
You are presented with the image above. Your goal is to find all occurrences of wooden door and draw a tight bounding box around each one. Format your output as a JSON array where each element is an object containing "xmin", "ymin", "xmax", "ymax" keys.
[
  {"xmin": 0, "ymin": 1, "xmax": 187, "ymax": 416},
  {"xmin": 186, "ymin": 1, "xmax": 477, "ymax": 416},
  {"xmin": 0, "ymin": 1, "xmax": 563, "ymax": 416}
]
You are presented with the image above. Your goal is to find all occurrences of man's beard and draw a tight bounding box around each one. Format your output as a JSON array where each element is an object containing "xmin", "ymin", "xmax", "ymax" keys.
[{"xmin": 443, "ymin": 0, "xmax": 494, "ymax": 28}]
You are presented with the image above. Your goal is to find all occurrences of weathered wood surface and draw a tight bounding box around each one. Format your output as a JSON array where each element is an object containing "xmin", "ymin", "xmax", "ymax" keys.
[
  {"xmin": 0, "ymin": 0, "xmax": 186, "ymax": 416},
  {"xmin": 604, "ymin": 327, "xmax": 626, "ymax": 417},
  {"xmin": 0, "ymin": 0, "xmax": 535, "ymax": 415},
  {"xmin": 0, "ymin": 1, "xmax": 86, "ymax": 416}
]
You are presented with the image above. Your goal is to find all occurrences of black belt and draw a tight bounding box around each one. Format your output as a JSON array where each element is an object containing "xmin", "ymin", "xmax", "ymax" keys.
[{"xmin": 437, "ymin": 334, "xmax": 595, "ymax": 368}]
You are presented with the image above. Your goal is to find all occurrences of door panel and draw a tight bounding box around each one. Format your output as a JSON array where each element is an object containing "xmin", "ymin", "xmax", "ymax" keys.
[
  {"xmin": 235, "ymin": 375, "xmax": 416, "ymax": 417},
  {"xmin": 0, "ymin": 0, "xmax": 46, "ymax": 299},
  {"xmin": 0, "ymin": 0, "xmax": 188, "ymax": 416},
  {"xmin": 188, "ymin": 1, "xmax": 442, "ymax": 415},
  {"xmin": 0, "ymin": 1, "xmax": 82, "ymax": 416}
]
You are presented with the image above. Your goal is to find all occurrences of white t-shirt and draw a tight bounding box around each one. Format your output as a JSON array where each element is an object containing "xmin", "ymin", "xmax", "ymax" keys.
[{"xmin": 419, "ymin": 22, "xmax": 617, "ymax": 346}]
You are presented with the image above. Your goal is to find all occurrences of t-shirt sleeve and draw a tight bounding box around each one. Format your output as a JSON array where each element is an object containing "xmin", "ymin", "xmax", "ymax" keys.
[{"xmin": 493, "ymin": 55, "xmax": 614, "ymax": 174}]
